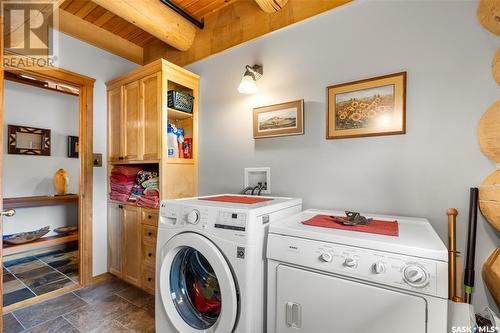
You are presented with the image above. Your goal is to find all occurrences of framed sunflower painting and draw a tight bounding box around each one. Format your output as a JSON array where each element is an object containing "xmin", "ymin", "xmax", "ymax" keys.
[{"xmin": 327, "ymin": 72, "xmax": 406, "ymax": 139}]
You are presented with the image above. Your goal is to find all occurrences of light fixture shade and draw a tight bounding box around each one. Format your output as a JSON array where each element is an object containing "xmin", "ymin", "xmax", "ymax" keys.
[{"xmin": 238, "ymin": 74, "xmax": 258, "ymax": 94}]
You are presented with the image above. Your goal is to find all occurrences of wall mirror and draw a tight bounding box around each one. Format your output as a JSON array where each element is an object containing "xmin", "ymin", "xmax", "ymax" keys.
[{"xmin": 8, "ymin": 125, "xmax": 51, "ymax": 156}]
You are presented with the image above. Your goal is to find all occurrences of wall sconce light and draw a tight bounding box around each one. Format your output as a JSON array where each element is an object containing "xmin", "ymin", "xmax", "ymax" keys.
[{"xmin": 238, "ymin": 64, "xmax": 263, "ymax": 94}]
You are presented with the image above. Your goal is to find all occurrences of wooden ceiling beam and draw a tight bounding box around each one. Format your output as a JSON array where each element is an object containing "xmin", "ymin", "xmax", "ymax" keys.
[
  {"xmin": 91, "ymin": 0, "xmax": 196, "ymax": 51},
  {"xmin": 144, "ymin": 0, "xmax": 351, "ymax": 66},
  {"xmin": 59, "ymin": 10, "xmax": 144, "ymax": 64}
]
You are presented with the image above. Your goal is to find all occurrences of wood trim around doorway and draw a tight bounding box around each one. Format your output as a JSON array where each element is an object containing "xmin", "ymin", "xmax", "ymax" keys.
[{"xmin": 4, "ymin": 65, "xmax": 96, "ymax": 288}]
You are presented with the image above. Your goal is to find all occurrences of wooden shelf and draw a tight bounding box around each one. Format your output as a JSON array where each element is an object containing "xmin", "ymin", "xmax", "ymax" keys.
[
  {"xmin": 109, "ymin": 160, "xmax": 160, "ymax": 165},
  {"xmin": 167, "ymin": 158, "xmax": 195, "ymax": 165},
  {"xmin": 108, "ymin": 200, "xmax": 159, "ymax": 210},
  {"xmin": 168, "ymin": 107, "xmax": 193, "ymax": 120},
  {"xmin": 3, "ymin": 195, "xmax": 79, "ymax": 209},
  {"xmin": 3, "ymin": 234, "xmax": 78, "ymax": 256}
]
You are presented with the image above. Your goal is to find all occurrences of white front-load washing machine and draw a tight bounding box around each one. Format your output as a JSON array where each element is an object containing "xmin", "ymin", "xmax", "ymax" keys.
[
  {"xmin": 156, "ymin": 194, "xmax": 302, "ymax": 333},
  {"xmin": 267, "ymin": 209, "xmax": 449, "ymax": 333}
]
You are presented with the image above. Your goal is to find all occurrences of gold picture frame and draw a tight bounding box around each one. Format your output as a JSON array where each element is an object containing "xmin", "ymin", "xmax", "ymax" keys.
[
  {"xmin": 253, "ymin": 100, "xmax": 304, "ymax": 139},
  {"xmin": 327, "ymin": 72, "xmax": 406, "ymax": 139}
]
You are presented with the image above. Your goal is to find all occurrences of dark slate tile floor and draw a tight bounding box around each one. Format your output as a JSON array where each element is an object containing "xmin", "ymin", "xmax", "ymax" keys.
[
  {"xmin": 2, "ymin": 249, "xmax": 79, "ymax": 307},
  {"xmin": 3, "ymin": 278, "xmax": 155, "ymax": 333}
]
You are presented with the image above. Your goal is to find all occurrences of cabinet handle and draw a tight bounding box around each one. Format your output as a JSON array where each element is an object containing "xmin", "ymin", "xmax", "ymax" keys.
[
  {"xmin": 148, "ymin": 253, "xmax": 152, "ymax": 257},
  {"xmin": 148, "ymin": 215, "xmax": 152, "ymax": 219},
  {"xmin": 118, "ymin": 156, "xmax": 124, "ymax": 161},
  {"xmin": 118, "ymin": 205, "xmax": 123, "ymax": 209},
  {"xmin": 148, "ymin": 232, "xmax": 152, "ymax": 236},
  {"xmin": 148, "ymin": 277, "xmax": 152, "ymax": 282}
]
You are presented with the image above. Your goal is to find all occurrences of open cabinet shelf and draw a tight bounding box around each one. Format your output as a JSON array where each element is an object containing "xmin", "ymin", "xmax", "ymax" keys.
[
  {"xmin": 168, "ymin": 107, "xmax": 193, "ymax": 120},
  {"xmin": 3, "ymin": 234, "xmax": 79, "ymax": 256},
  {"xmin": 3, "ymin": 195, "xmax": 79, "ymax": 209}
]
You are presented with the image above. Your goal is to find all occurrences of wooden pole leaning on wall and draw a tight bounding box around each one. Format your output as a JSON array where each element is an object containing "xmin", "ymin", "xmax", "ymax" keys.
[{"xmin": 447, "ymin": 208, "xmax": 462, "ymax": 302}]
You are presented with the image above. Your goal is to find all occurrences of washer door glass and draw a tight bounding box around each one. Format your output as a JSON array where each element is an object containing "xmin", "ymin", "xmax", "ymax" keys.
[{"xmin": 170, "ymin": 247, "xmax": 222, "ymax": 330}]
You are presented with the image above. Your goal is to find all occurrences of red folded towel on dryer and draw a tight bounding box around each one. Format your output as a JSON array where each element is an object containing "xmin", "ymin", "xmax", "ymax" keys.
[{"xmin": 302, "ymin": 214, "xmax": 399, "ymax": 237}]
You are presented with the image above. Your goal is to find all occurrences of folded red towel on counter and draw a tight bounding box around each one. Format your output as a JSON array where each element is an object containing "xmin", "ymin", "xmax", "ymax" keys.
[
  {"xmin": 110, "ymin": 183, "xmax": 133, "ymax": 194},
  {"xmin": 137, "ymin": 195, "xmax": 159, "ymax": 208},
  {"xmin": 110, "ymin": 191, "xmax": 129, "ymax": 202},
  {"xmin": 111, "ymin": 166, "xmax": 141, "ymax": 176},
  {"xmin": 144, "ymin": 188, "xmax": 159, "ymax": 197},
  {"xmin": 110, "ymin": 174, "xmax": 136, "ymax": 184},
  {"xmin": 302, "ymin": 214, "xmax": 399, "ymax": 237}
]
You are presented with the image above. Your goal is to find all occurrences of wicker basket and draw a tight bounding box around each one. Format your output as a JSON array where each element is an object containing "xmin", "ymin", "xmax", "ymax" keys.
[{"xmin": 168, "ymin": 90, "xmax": 194, "ymax": 113}]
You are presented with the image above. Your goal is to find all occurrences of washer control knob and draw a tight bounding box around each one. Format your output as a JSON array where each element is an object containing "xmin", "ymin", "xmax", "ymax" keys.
[
  {"xmin": 344, "ymin": 257, "xmax": 357, "ymax": 268},
  {"xmin": 372, "ymin": 261, "xmax": 386, "ymax": 274},
  {"xmin": 187, "ymin": 210, "xmax": 200, "ymax": 224},
  {"xmin": 319, "ymin": 252, "xmax": 332, "ymax": 263},
  {"xmin": 403, "ymin": 264, "xmax": 429, "ymax": 287}
]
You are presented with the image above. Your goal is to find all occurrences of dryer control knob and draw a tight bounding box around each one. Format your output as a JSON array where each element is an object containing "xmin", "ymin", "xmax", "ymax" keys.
[
  {"xmin": 403, "ymin": 264, "xmax": 429, "ymax": 288},
  {"xmin": 344, "ymin": 257, "xmax": 357, "ymax": 268},
  {"xmin": 319, "ymin": 252, "xmax": 332, "ymax": 263},
  {"xmin": 187, "ymin": 210, "xmax": 200, "ymax": 224},
  {"xmin": 372, "ymin": 261, "xmax": 386, "ymax": 274}
]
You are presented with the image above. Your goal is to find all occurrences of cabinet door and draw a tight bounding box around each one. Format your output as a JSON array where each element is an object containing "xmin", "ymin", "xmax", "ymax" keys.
[
  {"xmin": 108, "ymin": 203, "xmax": 123, "ymax": 277},
  {"xmin": 107, "ymin": 87, "xmax": 122, "ymax": 162},
  {"xmin": 140, "ymin": 73, "xmax": 161, "ymax": 160},
  {"xmin": 122, "ymin": 205, "xmax": 142, "ymax": 286},
  {"xmin": 123, "ymin": 81, "xmax": 142, "ymax": 161}
]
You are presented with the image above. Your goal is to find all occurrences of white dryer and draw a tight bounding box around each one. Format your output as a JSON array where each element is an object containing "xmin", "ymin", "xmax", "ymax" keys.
[
  {"xmin": 156, "ymin": 195, "xmax": 302, "ymax": 333},
  {"xmin": 267, "ymin": 209, "xmax": 449, "ymax": 333}
]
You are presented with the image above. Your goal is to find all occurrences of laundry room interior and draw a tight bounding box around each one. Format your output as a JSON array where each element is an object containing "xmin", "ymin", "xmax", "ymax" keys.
[{"xmin": 0, "ymin": 0, "xmax": 499, "ymax": 332}]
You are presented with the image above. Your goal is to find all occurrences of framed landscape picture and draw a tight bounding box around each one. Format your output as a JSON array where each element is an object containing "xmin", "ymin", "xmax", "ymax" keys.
[
  {"xmin": 253, "ymin": 100, "xmax": 304, "ymax": 139},
  {"xmin": 327, "ymin": 72, "xmax": 406, "ymax": 139}
]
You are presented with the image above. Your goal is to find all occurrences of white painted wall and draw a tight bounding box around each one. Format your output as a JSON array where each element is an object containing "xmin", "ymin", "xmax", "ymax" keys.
[
  {"xmin": 3, "ymin": 81, "xmax": 79, "ymax": 237},
  {"xmin": 51, "ymin": 32, "xmax": 137, "ymax": 275},
  {"xmin": 187, "ymin": 0, "xmax": 500, "ymax": 313}
]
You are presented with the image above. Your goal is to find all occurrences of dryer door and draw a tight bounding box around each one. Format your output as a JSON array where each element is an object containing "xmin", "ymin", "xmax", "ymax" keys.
[
  {"xmin": 274, "ymin": 265, "xmax": 427, "ymax": 333},
  {"xmin": 159, "ymin": 232, "xmax": 238, "ymax": 333}
]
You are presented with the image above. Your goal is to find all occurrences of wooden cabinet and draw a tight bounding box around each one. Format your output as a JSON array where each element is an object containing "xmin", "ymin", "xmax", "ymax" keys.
[
  {"xmin": 107, "ymin": 72, "xmax": 161, "ymax": 163},
  {"xmin": 107, "ymin": 204, "xmax": 142, "ymax": 287},
  {"xmin": 106, "ymin": 59, "xmax": 199, "ymax": 294},
  {"xmin": 122, "ymin": 205, "xmax": 142, "ymax": 286},
  {"xmin": 123, "ymin": 81, "xmax": 141, "ymax": 161},
  {"xmin": 108, "ymin": 203, "xmax": 123, "ymax": 277},
  {"xmin": 107, "ymin": 87, "xmax": 122, "ymax": 162},
  {"xmin": 140, "ymin": 73, "xmax": 161, "ymax": 161}
]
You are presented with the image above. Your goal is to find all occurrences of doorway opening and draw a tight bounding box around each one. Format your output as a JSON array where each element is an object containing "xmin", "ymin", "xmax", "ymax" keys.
[{"xmin": 0, "ymin": 67, "xmax": 94, "ymax": 313}]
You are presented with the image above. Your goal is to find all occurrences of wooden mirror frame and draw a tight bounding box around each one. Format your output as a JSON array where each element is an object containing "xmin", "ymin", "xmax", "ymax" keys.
[{"xmin": 8, "ymin": 125, "xmax": 51, "ymax": 156}]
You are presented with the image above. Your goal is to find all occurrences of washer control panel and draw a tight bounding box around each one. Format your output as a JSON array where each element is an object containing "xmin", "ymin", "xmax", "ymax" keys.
[
  {"xmin": 214, "ymin": 211, "xmax": 247, "ymax": 231},
  {"xmin": 267, "ymin": 234, "xmax": 447, "ymax": 298},
  {"xmin": 160, "ymin": 203, "xmax": 247, "ymax": 232}
]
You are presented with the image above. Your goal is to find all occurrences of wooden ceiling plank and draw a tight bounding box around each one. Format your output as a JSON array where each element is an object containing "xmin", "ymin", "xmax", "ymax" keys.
[
  {"xmin": 116, "ymin": 24, "xmax": 139, "ymax": 39},
  {"xmin": 124, "ymin": 28, "xmax": 146, "ymax": 41},
  {"xmin": 84, "ymin": 6, "xmax": 108, "ymax": 23},
  {"xmin": 92, "ymin": 10, "xmax": 115, "ymax": 27},
  {"xmin": 59, "ymin": 10, "xmax": 143, "ymax": 64},
  {"xmin": 59, "ymin": 0, "xmax": 73, "ymax": 10},
  {"xmin": 64, "ymin": 0, "xmax": 89, "ymax": 15},
  {"xmin": 101, "ymin": 16, "xmax": 128, "ymax": 33},
  {"xmin": 74, "ymin": 2, "xmax": 98, "ymax": 19},
  {"xmin": 190, "ymin": 0, "xmax": 230, "ymax": 18},
  {"xmin": 92, "ymin": 0, "xmax": 196, "ymax": 51},
  {"xmin": 132, "ymin": 34, "xmax": 156, "ymax": 47}
]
